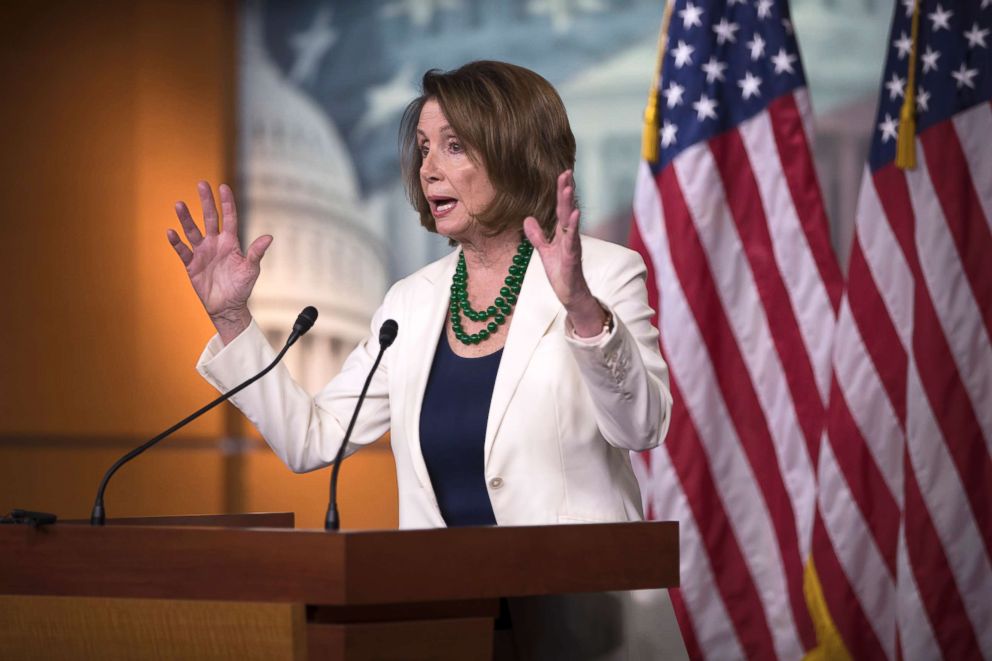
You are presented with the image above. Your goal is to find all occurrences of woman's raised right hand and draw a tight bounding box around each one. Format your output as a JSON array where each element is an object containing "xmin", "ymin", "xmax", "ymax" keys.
[{"xmin": 167, "ymin": 182, "xmax": 272, "ymax": 344}]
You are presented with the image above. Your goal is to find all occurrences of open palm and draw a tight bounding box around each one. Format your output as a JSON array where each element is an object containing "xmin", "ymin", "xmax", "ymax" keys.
[
  {"xmin": 167, "ymin": 182, "xmax": 272, "ymax": 339},
  {"xmin": 523, "ymin": 170, "xmax": 606, "ymax": 337},
  {"xmin": 523, "ymin": 170, "xmax": 590, "ymax": 308}
]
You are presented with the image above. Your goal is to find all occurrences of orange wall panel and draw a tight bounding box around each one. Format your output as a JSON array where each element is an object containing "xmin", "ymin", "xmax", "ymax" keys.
[
  {"xmin": 0, "ymin": 0, "xmax": 234, "ymax": 510},
  {"xmin": 0, "ymin": 2, "xmax": 399, "ymax": 529},
  {"xmin": 0, "ymin": 444, "xmax": 226, "ymax": 521},
  {"xmin": 0, "ymin": 2, "xmax": 233, "ymax": 439},
  {"xmin": 243, "ymin": 440, "xmax": 400, "ymax": 530}
]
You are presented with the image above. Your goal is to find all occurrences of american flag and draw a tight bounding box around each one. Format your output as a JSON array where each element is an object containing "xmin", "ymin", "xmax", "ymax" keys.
[
  {"xmin": 630, "ymin": 0, "xmax": 842, "ymax": 658},
  {"xmin": 810, "ymin": 1, "xmax": 992, "ymax": 659}
]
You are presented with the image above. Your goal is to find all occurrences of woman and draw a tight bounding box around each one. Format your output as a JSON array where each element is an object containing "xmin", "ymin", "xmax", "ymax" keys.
[{"xmin": 168, "ymin": 61, "xmax": 681, "ymax": 659}]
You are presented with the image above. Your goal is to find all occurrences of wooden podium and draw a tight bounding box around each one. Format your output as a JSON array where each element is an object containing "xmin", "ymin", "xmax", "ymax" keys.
[{"xmin": 0, "ymin": 514, "xmax": 678, "ymax": 660}]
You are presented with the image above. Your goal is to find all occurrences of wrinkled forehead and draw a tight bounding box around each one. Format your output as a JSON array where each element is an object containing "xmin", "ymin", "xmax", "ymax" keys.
[{"xmin": 416, "ymin": 99, "xmax": 454, "ymax": 137}]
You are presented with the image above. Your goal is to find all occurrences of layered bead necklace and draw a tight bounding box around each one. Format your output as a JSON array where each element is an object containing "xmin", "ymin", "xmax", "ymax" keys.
[{"xmin": 449, "ymin": 238, "xmax": 533, "ymax": 345}]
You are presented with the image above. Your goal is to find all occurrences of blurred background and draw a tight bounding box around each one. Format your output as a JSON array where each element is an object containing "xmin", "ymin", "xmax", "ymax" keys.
[{"xmin": 0, "ymin": 0, "xmax": 890, "ymax": 529}]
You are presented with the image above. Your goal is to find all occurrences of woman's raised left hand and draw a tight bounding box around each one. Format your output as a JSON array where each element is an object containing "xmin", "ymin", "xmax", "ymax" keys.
[{"xmin": 523, "ymin": 170, "xmax": 608, "ymax": 337}]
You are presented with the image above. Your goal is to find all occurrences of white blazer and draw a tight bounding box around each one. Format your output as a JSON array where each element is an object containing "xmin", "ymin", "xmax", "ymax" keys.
[
  {"xmin": 197, "ymin": 236, "xmax": 686, "ymax": 659},
  {"xmin": 198, "ymin": 236, "xmax": 671, "ymax": 529}
]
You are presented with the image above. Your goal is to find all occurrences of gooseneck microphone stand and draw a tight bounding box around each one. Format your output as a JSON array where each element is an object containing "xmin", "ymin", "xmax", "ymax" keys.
[
  {"xmin": 324, "ymin": 319, "xmax": 398, "ymax": 531},
  {"xmin": 90, "ymin": 306, "xmax": 319, "ymax": 525}
]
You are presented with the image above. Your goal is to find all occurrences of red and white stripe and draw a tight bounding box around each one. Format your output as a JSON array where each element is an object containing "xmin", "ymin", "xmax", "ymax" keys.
[
  {"xmin": 811, "ymin": 100, "xmax": 992, "ymax": 660},
  {"xmin": 632, "ymin": 89, "xmax": 842, "ymax": 660}
]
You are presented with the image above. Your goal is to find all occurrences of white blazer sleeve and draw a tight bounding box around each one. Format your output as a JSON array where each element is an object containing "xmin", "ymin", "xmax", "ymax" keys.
[
  {"xmin": 196, "ymin": 291, "xmax": 395, "ymax": 473},
  {"xmin": 565, "ymin": 249, "xmax": 672, "ymax": 452}
]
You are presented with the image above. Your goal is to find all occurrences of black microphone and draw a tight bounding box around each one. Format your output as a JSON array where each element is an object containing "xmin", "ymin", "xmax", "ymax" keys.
[
  {"xmin": 90, "ymin": 306, "xmax": 319, "ymax": 526},
  {"xmin": 325, "ymin": 319, "xmax": 398, "ymax": 531},
  {"xmin": 379, "ymin": 319, "xmax": 398, "ymax": 348},
  {"xmin": 289, "ymin": 306, "xmax": 318, "ymax": 345}
]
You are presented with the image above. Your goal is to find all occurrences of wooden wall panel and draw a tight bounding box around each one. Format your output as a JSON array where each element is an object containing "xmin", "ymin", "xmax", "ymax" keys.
[
  {"xmin": 0, "ymin": 439, "xmax": 398, "ymax": 529},
  {"xmin": 0, "ymin": 443, "xmax": 226, "ymax": 522},
  {"xmin": 0, "ymin": 596, "xmax": 306, "ymax": 661},
  {"xmin": 0, "ymin": 2, "xmax": 231, "ymax": 438},
  {"xmin": 0, "ymin": 3, "xmax": 143, "ymax": 436},
  {"xmin": 243, "ymin": 439, "xmax": 400, "ymax": 531},
  {"xmin": 0, "ymin": 1, "xmax": 400, "ymax": 530}
]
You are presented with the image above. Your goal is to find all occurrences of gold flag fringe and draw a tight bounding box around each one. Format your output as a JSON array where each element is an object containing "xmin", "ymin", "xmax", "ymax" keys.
[{"xmin": 803, "ymin": 558, "xmax": 854, "ymax": 661}]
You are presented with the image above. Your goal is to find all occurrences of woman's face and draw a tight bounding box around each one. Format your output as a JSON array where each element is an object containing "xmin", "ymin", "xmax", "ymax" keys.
[{"xmin": 417, "ymin": 99, "xmax": 495, "ymax": 242}]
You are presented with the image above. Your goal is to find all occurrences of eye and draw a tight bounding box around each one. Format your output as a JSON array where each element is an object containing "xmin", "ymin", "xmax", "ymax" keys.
[
  {"xmin": 419, "ymin": 143, "xmax": 429, "ymax": 158},
  {"xmin": 447, "ymin": 139, "xmax": 463, "ymax": 154}
]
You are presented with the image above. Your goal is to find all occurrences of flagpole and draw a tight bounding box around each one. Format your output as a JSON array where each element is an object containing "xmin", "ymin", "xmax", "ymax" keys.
[
  {"xmin": 896, "ymin": 0, "xmax": 920, "ymax": 169},
  {"xmin": 642, "ymin": 1, "xmax": 674, "ymax": 163}
]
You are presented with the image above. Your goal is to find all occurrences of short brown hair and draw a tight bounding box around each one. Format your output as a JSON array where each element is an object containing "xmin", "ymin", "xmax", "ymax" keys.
[{"xmin": 399, "ymin": 61, "xmax": 576, "ymax": 238}]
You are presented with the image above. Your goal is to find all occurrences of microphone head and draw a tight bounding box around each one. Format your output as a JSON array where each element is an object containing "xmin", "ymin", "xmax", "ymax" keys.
[
  {"xmin": 379, "ymin": 319, "xmax": 398, "ymax": 348},
  {"xmin": 293, "ymin": 306, "xmax": 319, "ymax": 337}
]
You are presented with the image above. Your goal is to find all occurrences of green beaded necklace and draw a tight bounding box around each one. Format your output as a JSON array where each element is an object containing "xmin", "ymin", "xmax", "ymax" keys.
[{"xmin": 449, "ymin": 238, "xmax": 533, "ymax": 345}]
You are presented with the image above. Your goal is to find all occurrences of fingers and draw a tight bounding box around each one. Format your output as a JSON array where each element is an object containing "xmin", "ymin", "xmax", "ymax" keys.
[
  {"xmin": 174, "ymin": 201, "xmax": 204, "ymax": 246},
  {"xmin": 554, "ymin": 169, "xmax": 581, "ymax": 244},
  {"xmin": 558, "ymin": 208, "xmax": 579, "ymax": 252},
  {"xmin": 526, "ymin": 169, "xmax": 580, "ymax": 252},
  {"xmin": 166, "ymin": 229, "xmax": 194, "ymax": 266},
  {"xmin": 556, "ymin": 170, "xmax": 575, "ymax": 225},
  {"xmin": 522, "ymin": 217, "xmax": 548, "ymax": 251},
  {"xmin": 245, "ymin": 234, "xmax": 273, "ymax": 267},
  {"xmin": 219, "ymin": 184, "xmax": 239, "ymax": 237},
  {"xmin": 197, "ymin": 181, "xmax": 220, "ymax": 235}
]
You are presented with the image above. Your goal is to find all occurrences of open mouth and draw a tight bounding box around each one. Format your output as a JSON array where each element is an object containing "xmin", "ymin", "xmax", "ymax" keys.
[{"xmin": 430, "ymin": 196, "xmax": 458, "ymax": 217}]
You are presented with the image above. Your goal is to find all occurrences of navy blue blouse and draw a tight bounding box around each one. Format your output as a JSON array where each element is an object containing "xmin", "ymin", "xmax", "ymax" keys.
[{"xmin": 418, "ymin": 330, "xmax": 502, "ymax": 527}]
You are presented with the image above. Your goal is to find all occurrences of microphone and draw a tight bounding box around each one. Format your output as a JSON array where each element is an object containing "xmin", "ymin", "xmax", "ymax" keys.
[
  {"xmin": 325, "ymin": 319, "xmax": 398, "ymax": 531},
  {"xmin": 90, "ymin": 306, "xmax": 319, "ymax": 525},
  {"xmin": 379, "ymin": 319, "xmax": 398, "ymax": 348},
  {"xmin": 289, "ymin": 306, "xmax": 318, "ymax": 345}
]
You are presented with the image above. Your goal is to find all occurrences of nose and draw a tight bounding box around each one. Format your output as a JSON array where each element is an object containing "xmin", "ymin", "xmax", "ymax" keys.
[{"xmin": 420, "ymin": 149, "xmax": 441, "ymax": 183}]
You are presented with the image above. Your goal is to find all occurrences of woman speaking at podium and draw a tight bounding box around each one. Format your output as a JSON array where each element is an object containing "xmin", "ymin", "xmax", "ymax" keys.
[{"xmin": 168, "ymin": 61, "xmax": 681, "ymax": 659}]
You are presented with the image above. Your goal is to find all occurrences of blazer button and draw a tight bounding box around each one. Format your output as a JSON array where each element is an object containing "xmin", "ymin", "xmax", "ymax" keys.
[{"xmin": 488, "ymin": 477, "xmax": 504, "ymax": 489}]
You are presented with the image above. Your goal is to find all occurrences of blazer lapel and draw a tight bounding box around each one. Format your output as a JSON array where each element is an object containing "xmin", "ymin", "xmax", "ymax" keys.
[
  {"xmin": 405, "ymin": 249, "xmax": 459, "ymax": 492},
  {"xmin": 484, "ymin": 252, "xmax": 562, "ymax": 465}
]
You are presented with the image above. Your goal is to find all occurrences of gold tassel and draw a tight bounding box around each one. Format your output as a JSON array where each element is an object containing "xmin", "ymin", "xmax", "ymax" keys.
[
  {"xmin": 642, "ymin": 1, "xmax": 674, "ymax": 163},
  {"xmin": 896, "ymin": 0, "xmax": 921, "ymax": 169}
]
